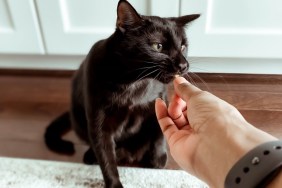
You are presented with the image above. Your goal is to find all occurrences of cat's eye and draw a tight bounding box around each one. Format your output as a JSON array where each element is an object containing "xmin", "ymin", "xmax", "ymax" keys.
[
  {"xmin": 181, "ymin": 45, "xmax": 186, "ymax": 52},
  {"xmin": 152, "ymin": 43, "xmax": 163, "ymax": 52}
]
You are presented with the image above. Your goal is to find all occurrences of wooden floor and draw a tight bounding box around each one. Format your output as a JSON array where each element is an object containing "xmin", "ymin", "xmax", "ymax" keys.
[{"xmin": 0, "ymin": 70, "xmax": 282, "ymax": 170}]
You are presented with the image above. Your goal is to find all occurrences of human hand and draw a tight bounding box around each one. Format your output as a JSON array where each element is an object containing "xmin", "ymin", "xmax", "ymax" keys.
[{"xmin": 155, "ymin": 76, "xmax": 277, "ymax": 187}]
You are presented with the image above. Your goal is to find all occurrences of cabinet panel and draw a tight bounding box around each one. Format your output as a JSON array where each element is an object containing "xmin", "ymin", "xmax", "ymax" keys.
[
  {"xmin": 181, "ymin": 0, "xmax": 282, "ymax": 59},
  {"xmin": 0, "ymin": 0, "xmax": 44, "ymax": 54},
  {"xmin": 0, "ymin": 0, "xmax": 13, "ymax": 31},
  {"xmin": 36, "ymin": 0, "xmax": 179, "ymax": 55},
  {"xmin": 210, "ymin": 0, "xmax": 282, "ymax": 30},
  {"xmin": 180, "ymin": 0, "xmax": 282, "ymax": 74}
]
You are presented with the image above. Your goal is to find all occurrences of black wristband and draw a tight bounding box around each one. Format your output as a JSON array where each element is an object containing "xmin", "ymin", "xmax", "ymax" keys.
[{"xmin": 224, "ymin": 140, "xmax": 282, "ymax": 188}]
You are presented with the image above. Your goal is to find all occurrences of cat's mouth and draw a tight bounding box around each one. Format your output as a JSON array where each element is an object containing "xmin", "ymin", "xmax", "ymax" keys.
[
  {"xmin": 161, "ymin": 74, "xmax": 175, "ymax": 83},
  {"xmin": 160, "ymin": 71, "xmax": 187, "ymax": 83}
]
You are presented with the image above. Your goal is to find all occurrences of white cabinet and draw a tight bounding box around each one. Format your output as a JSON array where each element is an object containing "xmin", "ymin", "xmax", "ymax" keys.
[
  {"xmin": 0, "ymin": 0, "xmax": 44, "ymax": 54},
  {"xmin": 0, "ymin": 0, "xmax": 281, "ymax": 73},
  {"xmin": 181, "ymin": 0, "xmax": 282, "ymax": 74},
  {"xmin": 36, "ymin": 0, "xmax": 179, "ymax": 55}
]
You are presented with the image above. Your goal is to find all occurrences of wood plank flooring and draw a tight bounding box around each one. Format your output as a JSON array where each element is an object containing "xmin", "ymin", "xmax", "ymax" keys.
[{"xmin": 0, "ymin": 70, "xmax": 282, "ymax": 170}]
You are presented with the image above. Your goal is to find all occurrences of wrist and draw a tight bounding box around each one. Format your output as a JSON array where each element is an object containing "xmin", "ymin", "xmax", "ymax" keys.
[
  {"xmin": 267, "ymin": 170, "xmax": 282, "ymax": 188},
  {"xmin": 192, "ymin": 119, "xmax": 277, "ymax": 188},
  {"xmin": 225, "ymin": 140, "xmax": 282, "ymax": 188}
]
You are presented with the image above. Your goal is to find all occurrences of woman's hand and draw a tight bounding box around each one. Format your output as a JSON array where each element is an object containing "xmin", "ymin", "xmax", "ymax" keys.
[{"xmin": 155, "ymin": 76, "xmax": 277, "ymax": 187}]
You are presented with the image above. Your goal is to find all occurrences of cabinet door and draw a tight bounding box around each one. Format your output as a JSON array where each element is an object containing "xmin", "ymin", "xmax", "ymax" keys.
[
  {"xmin": 181, "ymin": 0, "xmax": 282, "ymax": 74},
  {"xmin": 36, "ymin": 0, "xmax": 179, "ymax": 55},
  {"xmin": 0, "ymin": 0, "xmax": 44, "ymax": 54}
]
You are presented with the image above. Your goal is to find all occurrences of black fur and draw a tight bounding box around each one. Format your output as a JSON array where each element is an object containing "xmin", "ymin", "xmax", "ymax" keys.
[
  {"xmin": 45, "ymin": 112, "xmax": 74, "ymax": 154},
  {"xmin": 45, "ymin": 1, "xmax": 199, "ymax": 188}
]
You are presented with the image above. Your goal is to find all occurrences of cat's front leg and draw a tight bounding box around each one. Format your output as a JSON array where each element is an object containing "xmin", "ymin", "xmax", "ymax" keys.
[
  {"xmin": 87, "ymin": 118, "xmax": 123, "ymax": 188},
  {"xmin": 151, "ymin": 135, "xmax": 168, "ymax": 168},
  {"xmin": 140, "ymin": 116, "xmax": 168, "ymax": 169},
  {"xmin": 141, "ymin": 136, "xmax": 167, "ymax": 168}
]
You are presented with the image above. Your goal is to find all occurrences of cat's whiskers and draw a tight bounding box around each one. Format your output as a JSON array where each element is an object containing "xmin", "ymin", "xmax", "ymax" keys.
[
  {"xmin": 189, "ymin": 66, "xmax": 210, "ymax": 72},
  {"xmin": 141, "ymin": 61, "xmax": 169, "ymax": 81},
  {"xmin": 131, "ymin": 61, "xmax": 165, "ymax": 81},
  {"xmin": 188, "ymin": 57, "xmax": 211, "ymax": 61},
  {"xmin": 188, "ymin": 57, "xmax": 213, "ymax": 75},
  {"xmin": 153, "ymin": 71, "xmax": 162, "ymax": 81},
  {"xmin": 184, "ymin": 73, "xmax": 198, "ymax": 88},
  {"xmin": 126, "ymin": 61, "xmax": 162, "ymax": 74},
  {"xmin": 135, "ymin": 66, "xmax": 159, "ymax": 79},
  {"xmin": 134, "ymin": 65, "xmax": 160, "ymax": 71},
  {"xmin": 188, "ymin": 57, "xmax": 211, "ymax": 65},
  {"xmin": 143, "ymin": 61, "xmax": 160, "ymax": 65},
  {"xmin": 136, "ymin": 68, "xmax": 160, "ymax": 82},
  {"xmin": 189, "ymin": 72, "xmax": 211, "ymax": 92}
]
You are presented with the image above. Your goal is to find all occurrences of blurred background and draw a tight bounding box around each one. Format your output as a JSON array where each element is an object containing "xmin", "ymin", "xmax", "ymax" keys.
[{"xmin": 0, "ymin": 0, "xmax": 282, "ymax": 167}]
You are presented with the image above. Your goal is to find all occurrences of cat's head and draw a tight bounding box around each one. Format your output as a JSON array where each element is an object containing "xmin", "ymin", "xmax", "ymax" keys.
[{"xmin": 114, "ymin": 0, "xmax": 199, "ymax": 83}]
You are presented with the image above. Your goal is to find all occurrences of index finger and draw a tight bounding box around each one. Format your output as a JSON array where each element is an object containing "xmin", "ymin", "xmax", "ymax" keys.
[
  {"xmin": 173, "ymin": 76, "xmax": 203, "ymax": 101},
  {"xmin": 155, "ymin": 98, "xmax": 179, "ymax": 141}
]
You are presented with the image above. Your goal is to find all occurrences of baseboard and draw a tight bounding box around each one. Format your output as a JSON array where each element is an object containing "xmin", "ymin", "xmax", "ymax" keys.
[{"xmin": 1, "ymin": 55, "xmax": 282, "ymax": 74}]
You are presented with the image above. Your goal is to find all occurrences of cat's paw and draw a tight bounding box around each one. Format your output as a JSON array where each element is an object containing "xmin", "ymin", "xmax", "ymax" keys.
[
  {"xmin": 152, "ymin": 153, "xmax": 167, "ymax": 169},
  {"xmin": 83, "ymin": 148, "xmax": 97, "ymax": 165},
  {"xmin": 104, "ymin": 180, "xmax": 123, "ymax": 188}
]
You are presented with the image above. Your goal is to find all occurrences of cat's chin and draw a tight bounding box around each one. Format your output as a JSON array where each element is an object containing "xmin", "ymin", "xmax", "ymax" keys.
[
  {"xmin": 158, "ymin": 72, "xmax": 188, "ymax": 83},
  {"xmin": 157, "ymin": 75, "xmax": 175, "ymax": 84}
]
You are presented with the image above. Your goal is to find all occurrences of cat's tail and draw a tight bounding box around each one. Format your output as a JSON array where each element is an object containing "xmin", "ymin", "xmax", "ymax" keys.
[{"xmin": 44, "ymin": 112, "xmax": 75, "ymax": 155}]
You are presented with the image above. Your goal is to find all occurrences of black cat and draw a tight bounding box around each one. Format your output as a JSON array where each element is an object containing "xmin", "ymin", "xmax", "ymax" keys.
[{"xmin": 45, "ymin": 1, "xmax": 199, "ymax": 187}]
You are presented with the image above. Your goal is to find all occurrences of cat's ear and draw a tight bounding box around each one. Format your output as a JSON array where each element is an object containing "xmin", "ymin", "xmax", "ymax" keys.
[
  {"xmin": 116, "ymin": 0, "xmax": 142, "ymax": 32},
  {"xmin": 174, "ymin": 14, "xmax": 200, "ymax": 27}
]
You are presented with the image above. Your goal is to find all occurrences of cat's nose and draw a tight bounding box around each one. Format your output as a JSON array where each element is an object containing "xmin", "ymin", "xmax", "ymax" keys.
[
  {"xmin": 178, "ymin": 62, "xmax": 188, "ymax": 72},
  {"xmin": 173, "ymin": 55, "xmax": 189, "ymax": 73}
]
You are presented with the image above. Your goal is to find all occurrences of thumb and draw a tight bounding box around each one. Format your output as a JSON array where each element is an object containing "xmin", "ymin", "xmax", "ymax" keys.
[{"xmin": 173, "ymin": 76, "xmax": 203, "ymax": 102}]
